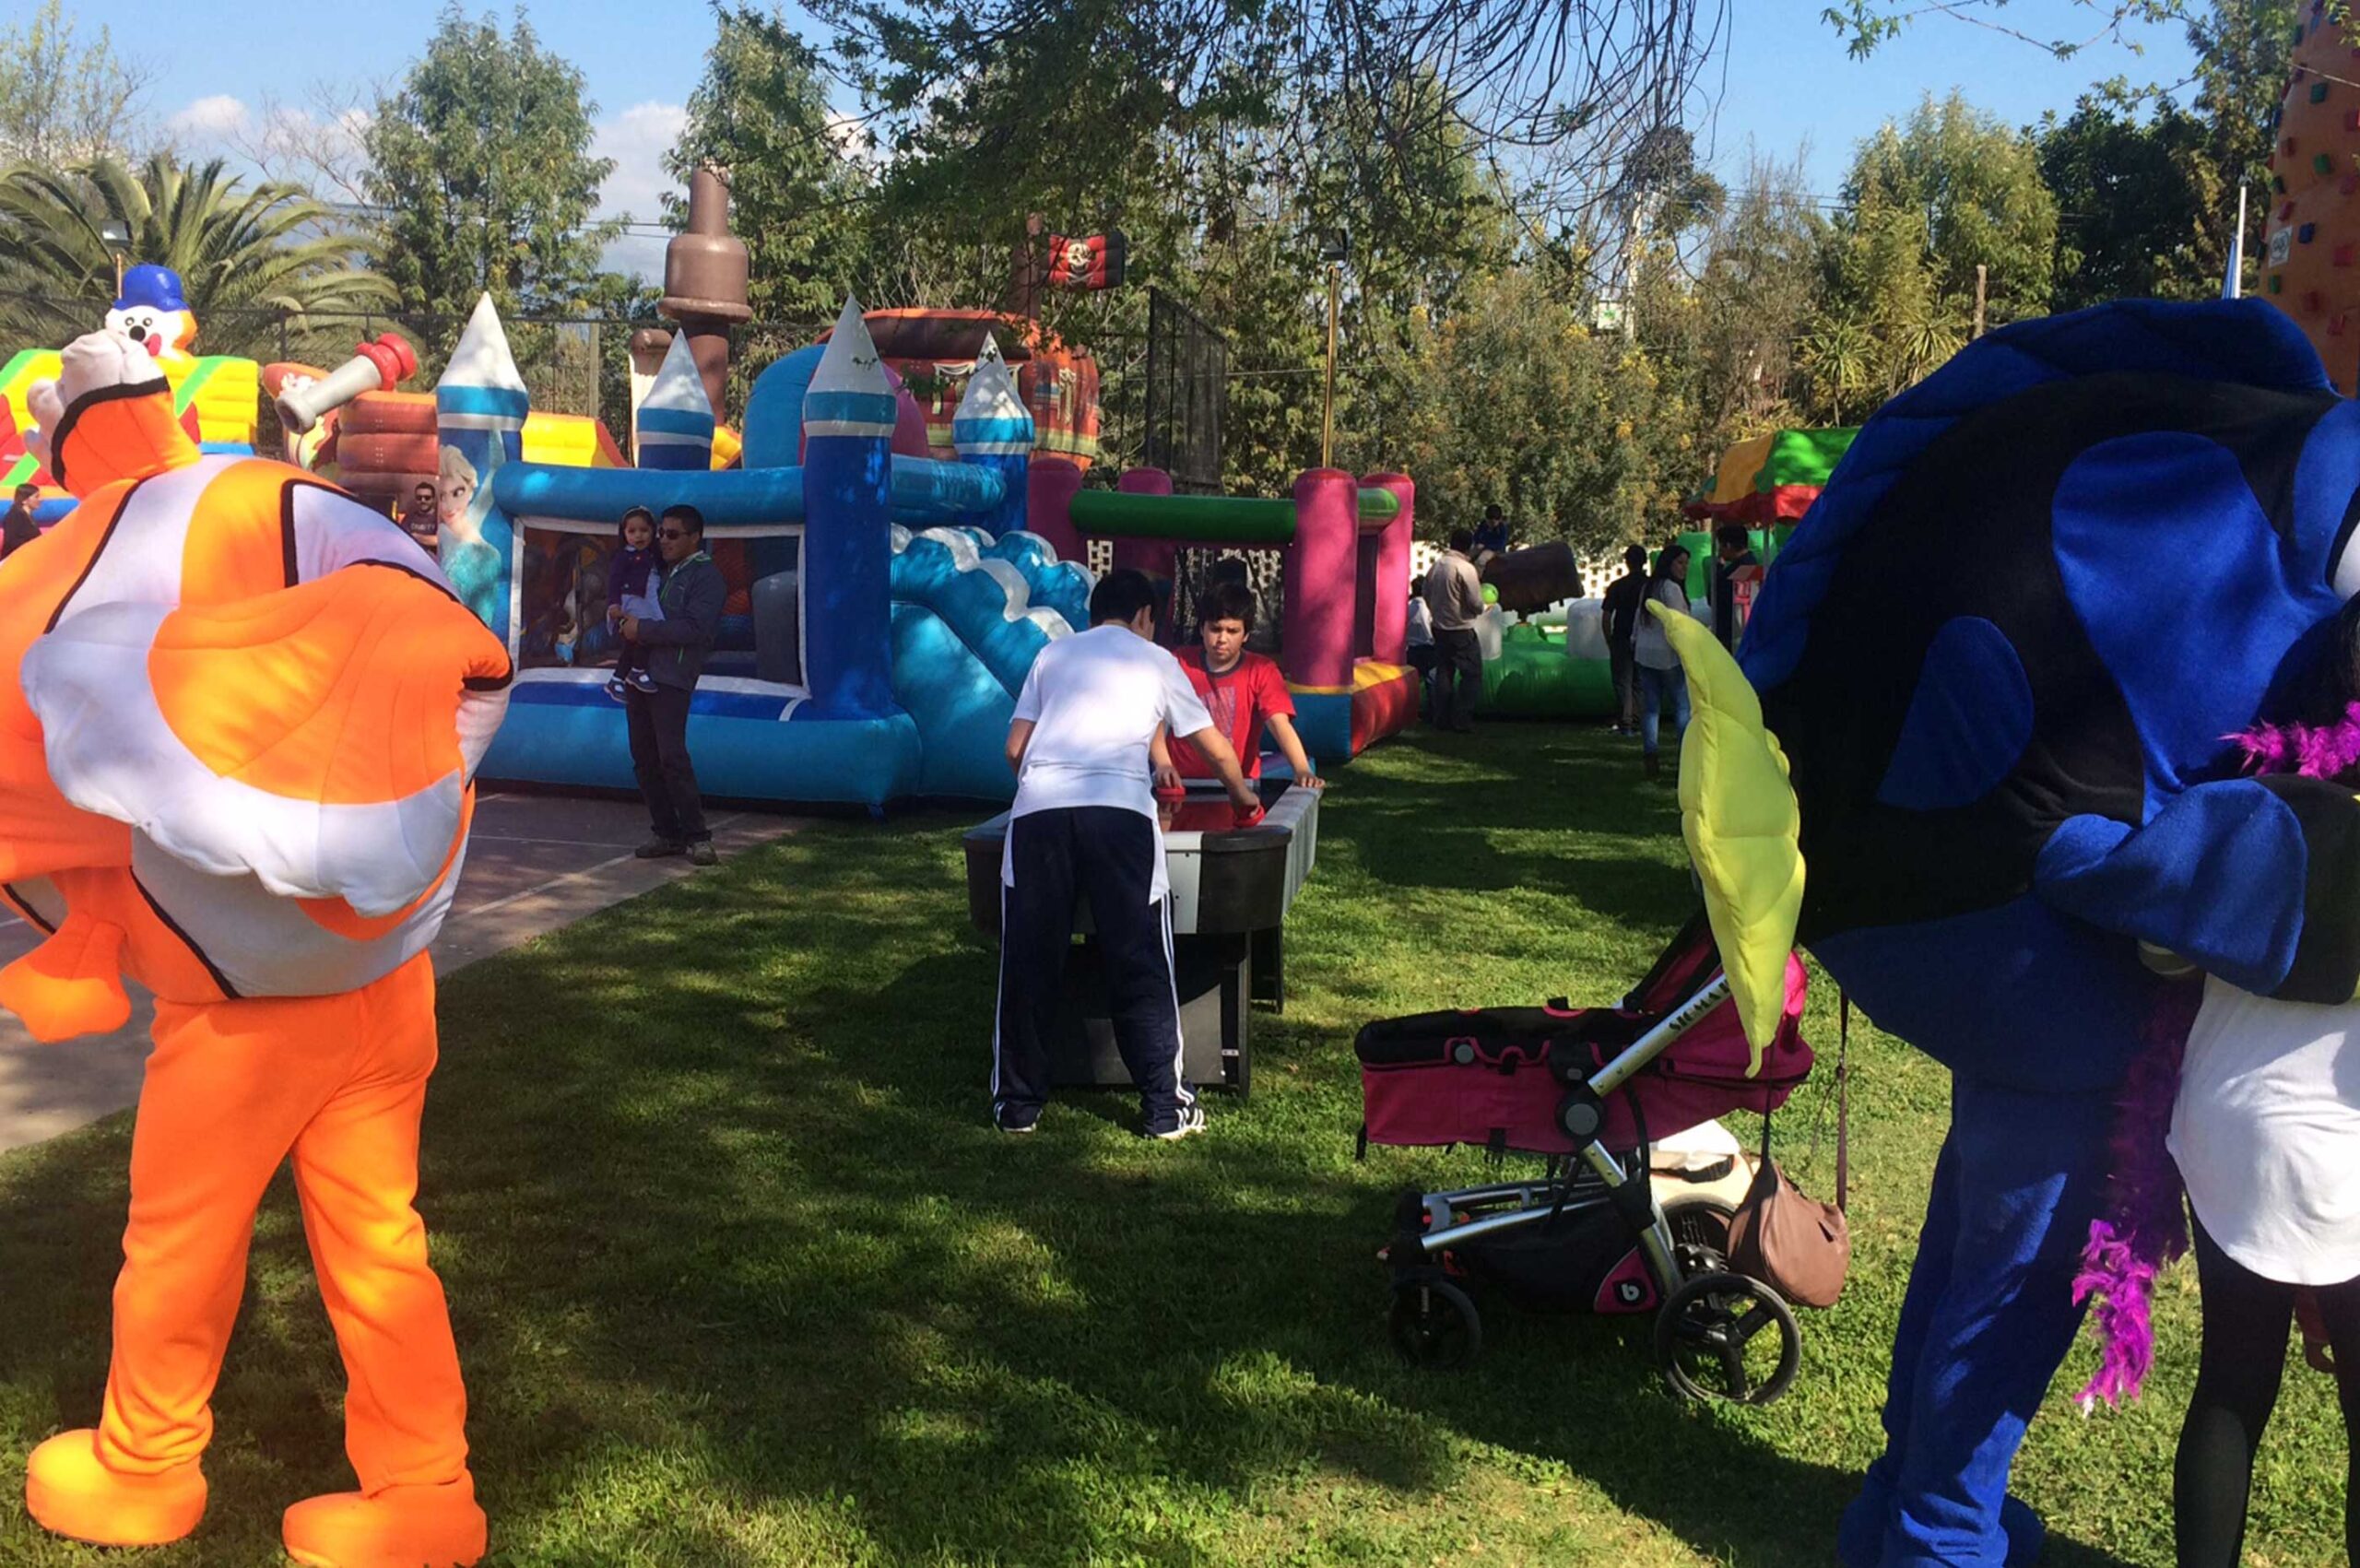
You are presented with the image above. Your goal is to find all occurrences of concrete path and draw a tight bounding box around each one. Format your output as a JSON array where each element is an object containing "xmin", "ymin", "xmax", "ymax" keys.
[{"xmin": 0, "ymin": 792, "xmax": 801, "ymax": 1158}]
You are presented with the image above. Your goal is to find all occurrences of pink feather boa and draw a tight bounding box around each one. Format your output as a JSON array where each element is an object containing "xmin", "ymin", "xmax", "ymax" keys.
[
  {"xmin": 2071, "ymin": 984, "xmax": 2199, "ymax": 1409},
  {"xmin": 2072, "ymin": 703, "xmax": 2360, "ymax": 1409}
]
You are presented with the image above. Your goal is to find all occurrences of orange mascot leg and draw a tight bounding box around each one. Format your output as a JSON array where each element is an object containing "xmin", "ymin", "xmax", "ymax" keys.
[{"xmin": 24, "ymin": 953, "xmax": 482, "ymax": 1567}]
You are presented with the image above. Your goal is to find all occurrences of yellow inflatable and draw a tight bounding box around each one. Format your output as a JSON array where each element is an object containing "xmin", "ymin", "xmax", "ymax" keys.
[
  {"xmin": 1646, "ymin": 601, "xmax": 1805, "ymax": 1061},
  {"xmin": 9, "ymin": 331, "xmax": 509, "ymax": 1567}
]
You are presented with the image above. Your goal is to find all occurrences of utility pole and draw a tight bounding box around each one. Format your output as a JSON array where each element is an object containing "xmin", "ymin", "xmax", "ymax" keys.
[
  {"xmin": 1319, "ymin": 230, "xmax": 1348, "ymax": 469},
  {"xmin": 1973, "ymin": 265, "xmax": 1988, "ymax": 339},
  {"xmin": 1322, "ymin": 261, "xmax": 1341, "ymax": 468}
]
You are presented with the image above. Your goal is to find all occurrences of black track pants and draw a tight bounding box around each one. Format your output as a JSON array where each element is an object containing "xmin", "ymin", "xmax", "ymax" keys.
[{"xmin": 994, "ymin": 806, "xmax": 1192, "ymax": 1134}]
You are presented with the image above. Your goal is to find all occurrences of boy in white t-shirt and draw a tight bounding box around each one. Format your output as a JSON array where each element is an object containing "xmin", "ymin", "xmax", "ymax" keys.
[{"xmin": 997, "ymin": 569, "xmax": 1259, "ymax": 1139}]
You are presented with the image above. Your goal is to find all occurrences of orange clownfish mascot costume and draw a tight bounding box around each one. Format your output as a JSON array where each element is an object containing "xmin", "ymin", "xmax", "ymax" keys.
[{"xmin": 9, "ymin": 331, "xmax": 510, "ymax": 1566}]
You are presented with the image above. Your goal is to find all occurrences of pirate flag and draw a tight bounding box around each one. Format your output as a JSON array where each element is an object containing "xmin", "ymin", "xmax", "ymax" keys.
[{"xmin": 1047, "ymin": 230, "xmax": 1127, "ymax": 290}]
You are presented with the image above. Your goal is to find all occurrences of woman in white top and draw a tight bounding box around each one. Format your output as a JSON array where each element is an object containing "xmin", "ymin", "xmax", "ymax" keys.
[
  {"xmin": 2168, "ymin": 973, "xmax": 2360, "ymax": 1566},
  {"xmin": 1630, "ymin": 544, "xmax": 1693, "ymax": 780},
  {"xmin": 2158, "ymin": 701, "xmax": 2360, "ymax": 1568}
]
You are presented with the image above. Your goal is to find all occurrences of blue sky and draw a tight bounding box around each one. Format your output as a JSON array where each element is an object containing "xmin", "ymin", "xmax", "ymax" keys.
[{"xmin": 77, "ymin": 0, "xmax": 2205, "ymax": 278}]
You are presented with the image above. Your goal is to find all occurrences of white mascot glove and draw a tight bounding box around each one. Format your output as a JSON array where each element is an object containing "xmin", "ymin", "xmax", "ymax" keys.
[{"xmin": 24, "ymin": 331, "xmax": 163, "ymax": 476}]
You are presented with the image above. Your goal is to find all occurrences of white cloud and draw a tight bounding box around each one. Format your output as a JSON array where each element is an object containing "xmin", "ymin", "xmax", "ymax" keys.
[
  {"xmin": 595, "ymin": 100, "xmax": 689, "ymax": 224},
  {"xmin": 168, "ymin": 94, "xmax": 251, "ymax": 138},
  {"xmin": 825, "ymin": 110, "xmax": 874, "ymax": 162},
  {"xmin": 593, "ymin": 100, "xmax": 688, "ymax": 284}
]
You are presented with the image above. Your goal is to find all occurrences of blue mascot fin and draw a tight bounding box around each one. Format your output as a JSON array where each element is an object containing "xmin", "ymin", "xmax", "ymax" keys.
[{"xmin": 2036, "ymin": 772, "xmax": 2360, "ymax": 1000}]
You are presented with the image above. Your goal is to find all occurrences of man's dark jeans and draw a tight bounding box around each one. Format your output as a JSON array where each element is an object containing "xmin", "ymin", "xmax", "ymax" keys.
[
  {"xmin": 626, "ymin": 682, "xmax": 708, "ymax": 843},
  {"xmin": 1434, "ymin": 627, "xmax": 1481, "ymax": 731}
]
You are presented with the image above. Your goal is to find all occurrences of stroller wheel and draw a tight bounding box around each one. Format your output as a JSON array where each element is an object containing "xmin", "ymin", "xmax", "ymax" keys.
[
  {"xmin": 1389, "ymin": 1279, "xmax": 1482, "ymax": 1370},
  {"xmin": 1653, "ymin": 1270, "xmax": 1800, "ymax": 1406}
]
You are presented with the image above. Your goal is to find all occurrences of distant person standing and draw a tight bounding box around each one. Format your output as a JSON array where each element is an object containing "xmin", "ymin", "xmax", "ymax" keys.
[
  {"xmin": 1710, "ymin": 523, "xmax": 1761, "ymax": 651},
  {"xmin": 398, "ymin": 480, "xmax": 441, "ymax": 558},
  {"xmin": 1599, "ymin": 543, "xmax": 1649, "ymax": 737},
  {"xmin": 619, "ymin": 504, "xmax": 725, "ymax": 867},
  {"xmin": 1633, "ymin": 543, "xmax": 1693, "ymax": 780},
  {"xmin": 1474, "ymin": 504, "xmax": 1510, "ymax": 558},
  {"xmin": 1423, "ymin": 528, "xmax": 1486, "ymax": 734},
  {"xmin": 1, "ymin": 483, "xmax": 40, "ymax": 560},
  {"xmin": 1405, "ymin": 576, "xmax": 1437, "ymax": 721}
]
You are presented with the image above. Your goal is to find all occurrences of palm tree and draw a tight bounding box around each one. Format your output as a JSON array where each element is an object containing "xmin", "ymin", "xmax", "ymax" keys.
[{"xmin": 0, "ymin": 153, "xmax": 395, "ymax": 362}]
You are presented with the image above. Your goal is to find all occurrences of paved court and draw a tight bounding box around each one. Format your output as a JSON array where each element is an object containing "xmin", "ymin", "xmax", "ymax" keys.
[{"xmin": 0, "ymin": 790, "xmax": 801, "ymax": 1158}]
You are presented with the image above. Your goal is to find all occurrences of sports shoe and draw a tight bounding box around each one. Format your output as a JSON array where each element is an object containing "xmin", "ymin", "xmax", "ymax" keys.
[
  {"xmin": 686, "ymin": 841, "xmax": 718, "ymax": 867},
  {"xmin": 1150, "ymin": 1104, "xmax": 1208, "ymax": 1141},
  {"xmin": 629, "ymin": 670, "xmax": 659, "ymax": 693},
  {"xmin": 634, "ymin": 837, "xmax": 686, "ymax": 859},
  {"xmin": 995, "ymin": 1114, "xmax": 1039, "ymax": 1135},
  {"xmin": 604, "ymin": 677, "xmax": 628, "ymax": 703}
]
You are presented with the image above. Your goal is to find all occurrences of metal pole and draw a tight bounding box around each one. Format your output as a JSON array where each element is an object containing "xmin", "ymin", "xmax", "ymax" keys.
[
  {"xmin": 1973, "ymin": 264, "xmax": 1988, "ymax": 339},
  {"xmin": 1322, "ymin": 261, "xmax": 1340, "ymax": 468}
]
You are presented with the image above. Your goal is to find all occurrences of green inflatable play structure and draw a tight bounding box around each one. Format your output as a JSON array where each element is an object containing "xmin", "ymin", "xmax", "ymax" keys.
[
  {"xmin": 1481, "ymin": 619, "xmax": 1616, "ymax": 717},
  {"xmin": 1462, "ymin": 426, "xmax": 1853, "ymax": 720}
]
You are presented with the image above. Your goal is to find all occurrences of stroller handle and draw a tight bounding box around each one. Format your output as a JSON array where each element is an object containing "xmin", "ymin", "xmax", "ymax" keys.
[{"xmin": 1588, "ymin": 973, "xmax": 1734, "ymax": 1099}]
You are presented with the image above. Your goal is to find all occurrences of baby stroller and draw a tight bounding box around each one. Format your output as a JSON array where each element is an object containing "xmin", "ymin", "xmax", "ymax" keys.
[{"xmin": 1355, "ymin": 913, "xmax": 1815, "ymax": 1403}]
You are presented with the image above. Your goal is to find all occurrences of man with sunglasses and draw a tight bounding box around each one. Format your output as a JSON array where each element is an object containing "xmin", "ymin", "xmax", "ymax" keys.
[{"xmin": 617, "ymin": 504, "xmax": 725, "ymax": 866}]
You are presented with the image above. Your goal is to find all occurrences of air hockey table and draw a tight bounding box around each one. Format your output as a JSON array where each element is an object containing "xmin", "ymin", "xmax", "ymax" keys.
[{"xmin": 962, "ymin": 779, "xmax": 1319, "ymax": 1096}]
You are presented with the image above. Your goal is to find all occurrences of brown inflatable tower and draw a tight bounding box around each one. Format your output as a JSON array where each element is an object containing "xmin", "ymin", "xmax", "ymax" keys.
[
  {"xmin": 659, "ymin": 167, "xmax": 751, "ymax": 421},
  {"xmin": 2266, "ymin": 2, "xmax": 2360, "ymax": 392}
]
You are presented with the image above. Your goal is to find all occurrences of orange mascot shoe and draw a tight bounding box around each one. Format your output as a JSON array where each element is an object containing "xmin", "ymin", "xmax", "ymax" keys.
[
  {"xmin": 283, "ymin": 1476, "xmax": 488, "ymax": 1568},
  {"xmin": 8, "ymin": 331, "xmax": 512, "ymax": 1555},
  {"xmin": 24, "ymin": 1427, "xmax": 206, "ymax": 1546}
]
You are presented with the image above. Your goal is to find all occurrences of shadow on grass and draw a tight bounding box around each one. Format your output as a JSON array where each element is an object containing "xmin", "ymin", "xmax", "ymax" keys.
[{"xmin": 0, "ymin": 727, "xmax": 2142, "ymax": 1567}]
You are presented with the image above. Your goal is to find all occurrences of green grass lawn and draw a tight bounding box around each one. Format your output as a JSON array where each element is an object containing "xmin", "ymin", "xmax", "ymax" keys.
[{"xmin": 0, "ymin": 725, "xmax": 2347, "ymax": 1565}]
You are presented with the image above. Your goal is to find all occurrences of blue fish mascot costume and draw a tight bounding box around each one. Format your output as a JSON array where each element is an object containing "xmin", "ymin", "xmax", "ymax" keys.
[{"xmin": 1696, "ymin": 298, "xmax": 2360, "ymax": 1567}]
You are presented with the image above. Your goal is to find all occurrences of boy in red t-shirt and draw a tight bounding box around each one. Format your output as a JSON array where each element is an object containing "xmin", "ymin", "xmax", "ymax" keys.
[{"xmin": 1153, "ymin": 581, "xmax": 1325, "ymax": 789}]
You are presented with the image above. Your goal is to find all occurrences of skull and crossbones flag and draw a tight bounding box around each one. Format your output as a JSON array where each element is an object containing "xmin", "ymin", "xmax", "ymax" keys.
[{"xmin": 1046, "ymin": 230, "xmax": 1127, "ymax": 290}]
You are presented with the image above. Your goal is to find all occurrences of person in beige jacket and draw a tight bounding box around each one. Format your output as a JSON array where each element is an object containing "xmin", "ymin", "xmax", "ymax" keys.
[{"xmin": 1422, "ymin": 528, "xmax": 1486, "ymax": 732}]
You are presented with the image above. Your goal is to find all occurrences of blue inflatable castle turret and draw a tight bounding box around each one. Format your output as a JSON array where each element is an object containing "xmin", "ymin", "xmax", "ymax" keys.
[
  {"xmin": 952, "ymin": 335, "xmax": 1032, "ymax": 536},
  {"xmin": 636, "ymin": 332, "xmax": 716, "ymax": 472},
  {"xmin": 802, "ymin": 298, "xmax": 899, "ymax": 719},
  {"xmin": 433, "ymin": 293, "xmax": 528, "ymax": 641}
]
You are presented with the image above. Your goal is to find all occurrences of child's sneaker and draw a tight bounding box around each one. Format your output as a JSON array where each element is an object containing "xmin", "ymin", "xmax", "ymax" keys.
[
  {"xmin": 629, "ymin": 670, "xmax": 659, "ymax": 693},
  {"xmin": 1150, "ymin": 1105, "xmax": 1207, "ymax": 1141},
  {"xmin": 603, "ymin": 677, "xmax": 628, "ymax": 703}
]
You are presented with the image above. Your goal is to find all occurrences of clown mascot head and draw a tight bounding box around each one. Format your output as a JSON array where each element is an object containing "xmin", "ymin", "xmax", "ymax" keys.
[
  {"xmin": 102, "ymin": 265, "xmax": 198, "ymax": 366},
  {"xmin": 10, "ymin": 329, "xmax": 507, "ymax": 1565}
]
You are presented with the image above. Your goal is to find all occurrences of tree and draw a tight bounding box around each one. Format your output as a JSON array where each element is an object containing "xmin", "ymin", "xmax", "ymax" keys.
[
  {"xmin": 1386, "ymin": 267, "xmax": 1687, "ymax": 556},
  {"xmin": 0, "ymin": 154, "xmax": 394, "ymax": 361},
  {"xmin": 1681, "ymin": 150, "xmax": 1827, "ymax": 439},
  {"xmin": 814, "ymin": 0, "xmax": 1722, "ymax": 227},
  {"xmin": 362, "ymin": 4, "xmax": 621, "ymax": 321},
  {"xmin": 0, "ymin": 0, "xmax": 154, "ymax": 167},
  {"xmin": 1841, "ymin": 93, "xmax": 2058, "ymax": 329},
  {"xmin": 665, "ymin": 7, "xmax": 874, "ymax": 324},
  {"xmin": 1820, "ymin": 2, "xmax": 2282, "ymax": 299},
  {"xmin": 2036, "ymin": 96, "xmax": 2216, "ymax": 310},
  {"xmin": 1821, "ymin": 0, "xmax": 2201, "ymax": 60}
]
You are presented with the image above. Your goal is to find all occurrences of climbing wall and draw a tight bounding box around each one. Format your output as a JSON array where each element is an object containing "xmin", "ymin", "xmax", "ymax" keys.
[{"xmin": 2266, "ymin": 1, "xmax": 2360, "ymax": 392}]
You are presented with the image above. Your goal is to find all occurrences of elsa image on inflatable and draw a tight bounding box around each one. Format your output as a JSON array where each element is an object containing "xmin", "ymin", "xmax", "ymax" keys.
[{"xmin": 434, "ymin": 443, "xmax": 502, "ymax": 629}]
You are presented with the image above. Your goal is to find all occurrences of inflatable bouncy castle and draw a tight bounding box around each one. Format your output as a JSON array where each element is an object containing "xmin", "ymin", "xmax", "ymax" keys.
[{"xmin": 1, "ymin": 266, "xmax": 261, "ymax": 501}]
